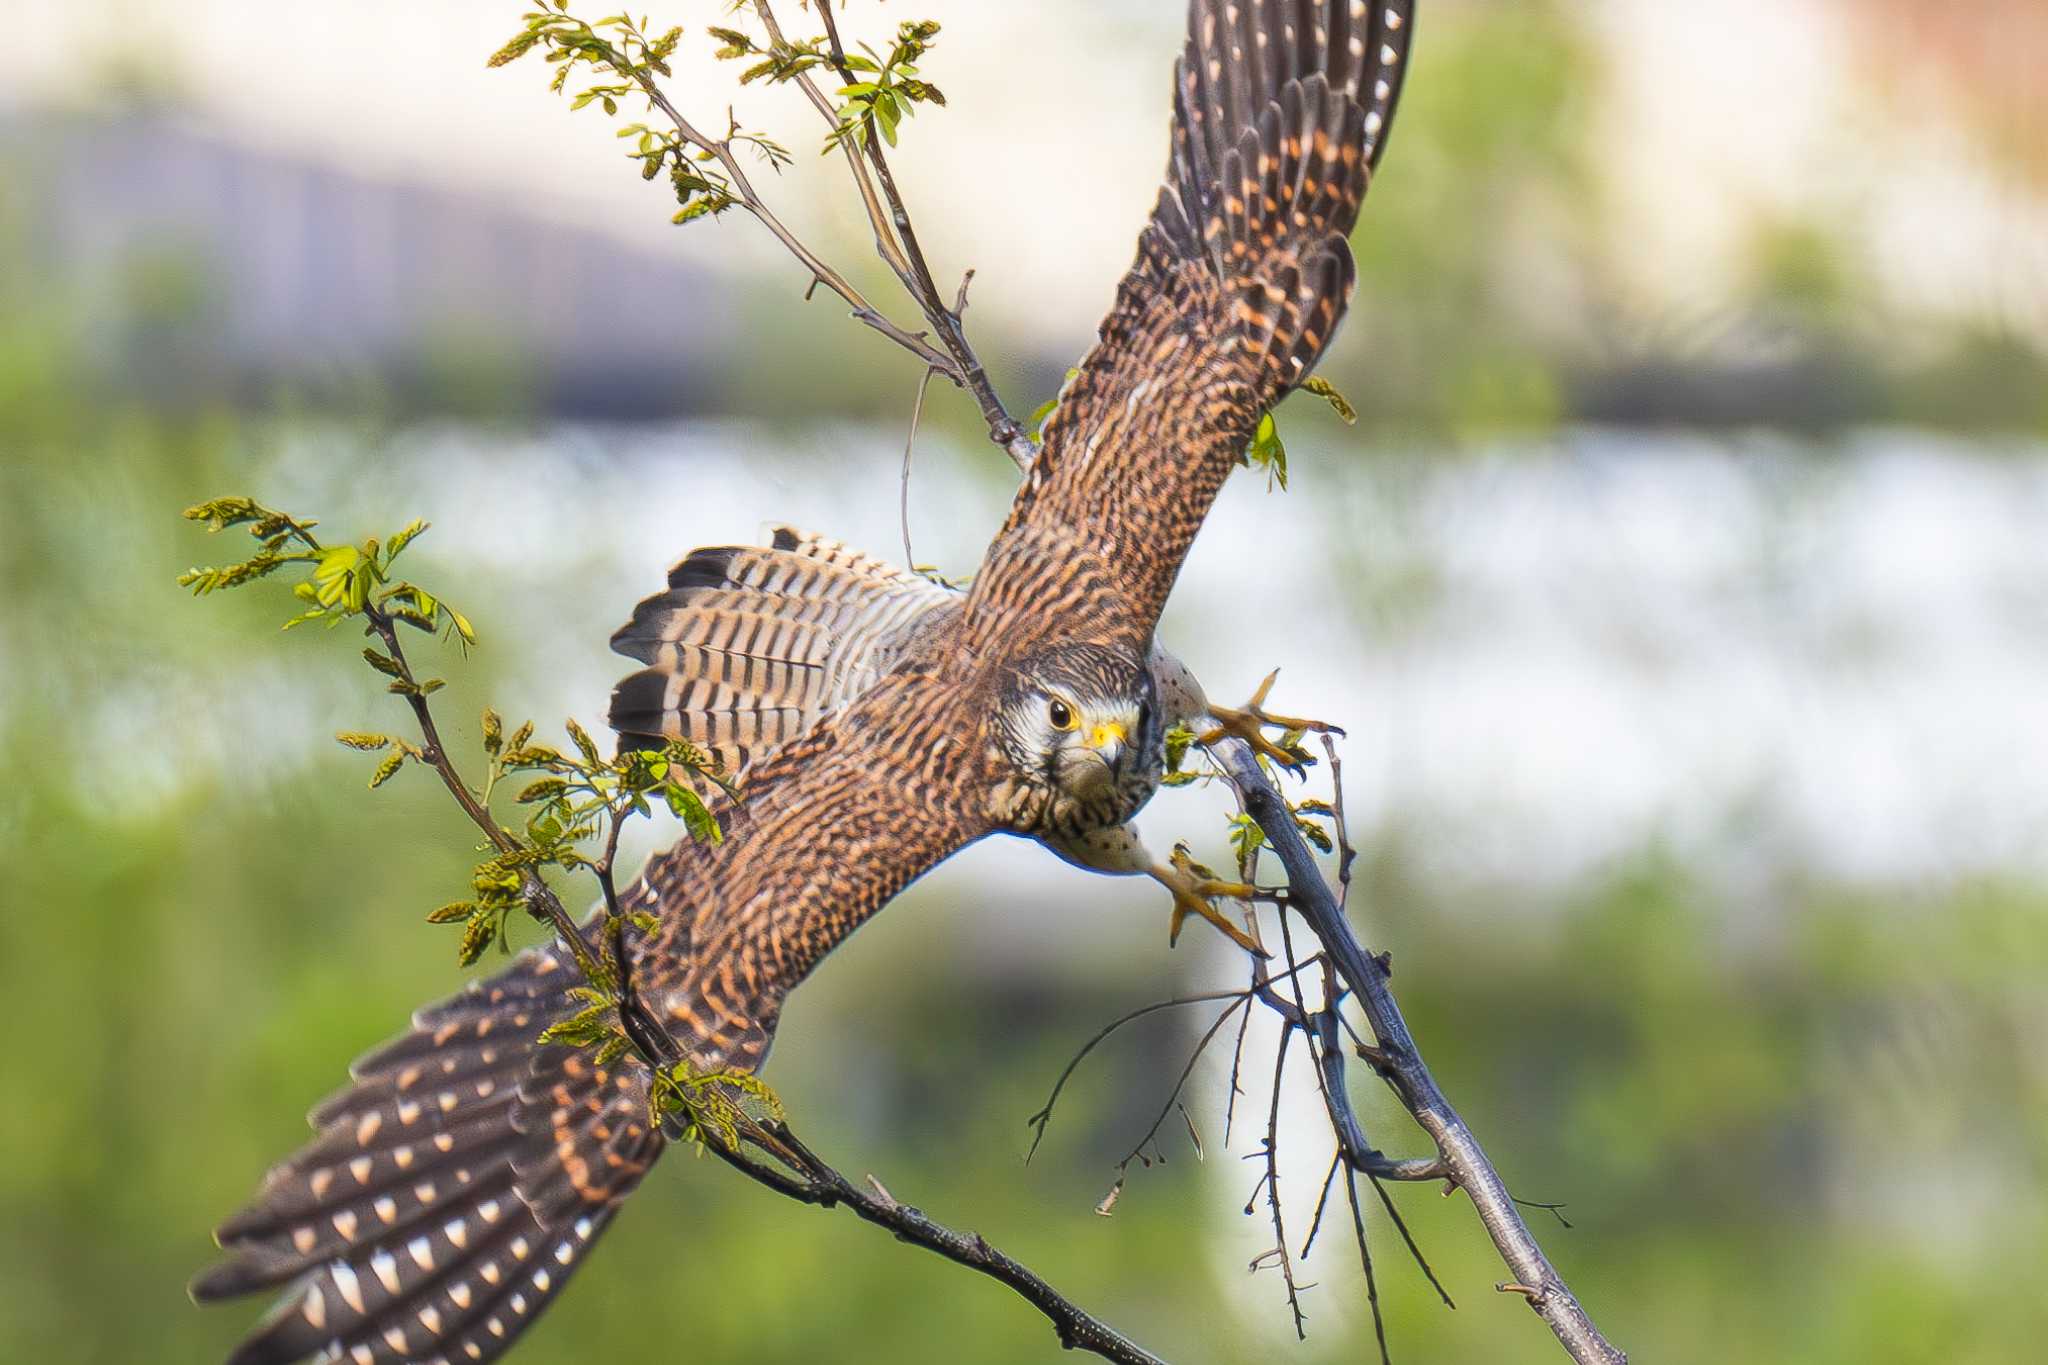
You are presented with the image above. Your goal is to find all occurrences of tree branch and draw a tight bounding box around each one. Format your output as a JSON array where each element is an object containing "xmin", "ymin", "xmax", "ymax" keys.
[
  {"xmin": 708, "ymin": 1123, "xmax": 1167, "ymax": 1365},
  {"xmin": 1212, "ymin": 737, "xmax": 1628, "ymax": 1365},
  {"xmin": 624, "ymin": 70, "xmax": 959, "ymax": 375},
  {"xmin": 749, "ymin": 0, "xmax": 1035, "ymax": 468}
]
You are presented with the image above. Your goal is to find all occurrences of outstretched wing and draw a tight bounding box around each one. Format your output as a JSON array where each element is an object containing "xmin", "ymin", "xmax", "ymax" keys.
[
  {"xmin": 625, "ymin": 664, "xmax": 990, "ymax": 1072},
  {"xmin": 968, "ymin": 0, "xmax": 1412, "ymax": 650},
  {"xmin": 198, "ymin": 661, "xmax": 987, "ymax": 1364}
]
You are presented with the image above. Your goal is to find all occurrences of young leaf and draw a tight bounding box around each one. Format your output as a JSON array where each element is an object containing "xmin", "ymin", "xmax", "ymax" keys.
[{"xmin": 368, "ymin": 751, "xmax": 407, "ymax": 790}]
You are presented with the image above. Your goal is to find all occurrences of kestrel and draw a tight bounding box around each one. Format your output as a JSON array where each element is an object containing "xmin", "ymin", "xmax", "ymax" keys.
[
  {"xmin": 609, "ymin": 526, "xmax": 1322, "ymax": 954},
  {"xmin": 196, "ymin": 3, "xmax": 1413, "ymax": 1360}
]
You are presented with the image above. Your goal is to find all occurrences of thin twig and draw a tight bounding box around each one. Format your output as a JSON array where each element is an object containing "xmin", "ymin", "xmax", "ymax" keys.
[
  {"xmin": 1025, "ymin": 988, "xmax": 1255, "ymax": 1162},
  {"xmin": 1253, "ymin": 1024, "xmax": 1309, "ymax": 1340},
  {"xmin": 900, "ymin": 365, "xmax": 937, "ymax": 569},
  {"xmin": 747, "ymin": 1, "xmax": 915, "ymax": 286},
  {"xmin": 627, "ymin": 70, "xmax": 957, "ymax": 375},
  {"xmin": 1344, "ymin": 1157, "xmax": 1394, "ymax": 1365},
  {"xmin": 362, "ymin": 607, "xmax": 613, "ymax": 993},
  {"xmin": 1112, "ymin": 997, "xmax": 1251, "ymax": 1178}
]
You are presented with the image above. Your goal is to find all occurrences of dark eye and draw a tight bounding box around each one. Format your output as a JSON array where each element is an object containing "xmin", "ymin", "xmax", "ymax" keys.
[{"xmin": 1048, "ymin": 698, "xmax": 1074, "ymax": 730}]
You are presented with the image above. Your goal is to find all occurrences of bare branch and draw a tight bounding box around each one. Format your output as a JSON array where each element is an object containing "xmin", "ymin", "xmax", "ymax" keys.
[
  {"xmin": 709, "ymin": 1122, "xmax": 1167, "ymax": 1365},
  {"xmin": 900, "ymin": 365, "xmax": 937, "ymax": 569},
  {"xmin": 1212, "ymin": 737, "xmax": 1627, "ymax": 1365},
  {"xmin": 1252, "ymin": 1024, "xmax": 1309, "ymax": 1339},
  {"xmin": 1343, "ymin": 1156, "xmax": 1395, "ymax": 1365},
  {"xmin": 1025, "ymin": 988, "xmax": 1253, "ymax": 1162}
]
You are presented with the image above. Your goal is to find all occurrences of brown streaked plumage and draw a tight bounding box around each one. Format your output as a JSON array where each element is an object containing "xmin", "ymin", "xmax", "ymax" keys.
[{"xmin": 198, "ymin": 4, "xmax": 1414, "ymax": 1360}]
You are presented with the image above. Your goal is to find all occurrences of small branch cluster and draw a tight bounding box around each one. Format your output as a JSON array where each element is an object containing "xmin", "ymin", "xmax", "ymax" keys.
[
  {"xmin": 1212, "ymin": 735, "xmax": 1628, "ymax": 1365},
  {"xmin": 491, "ymin": 2, "xmax": 1032, "ymax": 466}
]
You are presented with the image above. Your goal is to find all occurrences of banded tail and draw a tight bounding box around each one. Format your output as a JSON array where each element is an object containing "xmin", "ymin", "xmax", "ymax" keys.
[
  {"xmin": 608, "ymin": 525, "xmax": 956, "ymax": 770},
  {"xmin": 194, "ymin": 948, "xmax": 662, "ymax": 1364}
]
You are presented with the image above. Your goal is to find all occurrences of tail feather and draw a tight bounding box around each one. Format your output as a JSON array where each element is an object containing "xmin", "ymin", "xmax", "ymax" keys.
[
  {"xmin": 196, "ymin": 948, "xmax": 660, "ymax": 1365},
  {"xmin": 608, "ymin": 524, "xmax": 955, "ymax": 769}
]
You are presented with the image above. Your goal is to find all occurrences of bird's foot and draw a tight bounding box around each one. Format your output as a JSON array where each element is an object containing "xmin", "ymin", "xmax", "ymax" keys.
[
  {"xmin": 1152, "ymin": 848, "xmax": 1273, "ymax": 958},
  {"xmin": 1197, "ymin": 669, "xmax": 1344, "ymax": 772}
]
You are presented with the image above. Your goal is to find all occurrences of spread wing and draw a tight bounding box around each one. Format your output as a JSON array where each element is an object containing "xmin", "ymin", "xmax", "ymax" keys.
[
  {"xmin": 624, "ymin": 665, "xmax": 989, "ymax": 1072},
  {"xmin": 969, "ymin": 0, "xmax": 1413, "ymax": 650}
]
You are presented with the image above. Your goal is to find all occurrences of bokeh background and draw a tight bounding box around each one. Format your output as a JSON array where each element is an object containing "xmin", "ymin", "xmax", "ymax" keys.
[{"xmin": 5, "ymin": 1, "xmax": 2047, "ymax": 1361}]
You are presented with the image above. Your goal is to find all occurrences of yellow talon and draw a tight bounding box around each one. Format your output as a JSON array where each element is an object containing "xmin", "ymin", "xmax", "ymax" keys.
[
  {"xmin": 1196, "ymin": 668, "xmax": 1343, "ymax": 771},
  {"xmin": 1151, "ymin": 850, "xmax": 1269, "ymax": 958}
]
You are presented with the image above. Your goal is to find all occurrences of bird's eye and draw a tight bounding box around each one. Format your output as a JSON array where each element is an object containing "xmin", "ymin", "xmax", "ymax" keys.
[{"xmin": 1048, "ymin": 698, "xmax": 1074, "ymax": 731}]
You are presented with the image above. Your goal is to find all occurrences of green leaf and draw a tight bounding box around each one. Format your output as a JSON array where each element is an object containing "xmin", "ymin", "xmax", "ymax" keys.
[
  {"xmin": 361, "ymin": 648, "xmax": 404, "ymax": 680},
  {"xmin": 666, "ymin": 783, "xmax": 723, "ymax": 845},
  {"xmin": 517, "ymin": 778, "xmax": 571, "ymax": 804},
  {"xmin": 1294, "ymin": 816, "xmax": 1334, "ymax": 854},
  {"xmin": 1245, "ymin": 409, "xmax": 1289, "ymax": 491},
  {"xmin": 502, "ymin": 743, "xmax": 566, "ymax": 769},
  {"xmin": 427, "ymin": 901, "xmax": 477, "ymax": 924},
  {"xmin": 383, "ymin": 519, "xmax": 429, "ymax": 563},
  {"xmin": 457, "ymin": 909, "xmax": 498, "ymax": 966},
  {"xmin": 368, "ymin": 751, "xmax": 407, "ymax": 789},
  {"xmin": 482, "ymin": 709, "xmax": 504, "ymax": 757},
  {"xmin": 487, "ymin": 29, "xmax": 545, "ymax": 67},
  {"xmin": 565, "ymin": 718, "xmax": 602, "ymax": 768},
  {"xmin": 537, "ymin": 1001, "xmax": 616, "ymax": 1049},
  {"xmin": 336, "ymin": 732, "xmax": 392, "ymax": 751},
  {"xmin": 1301, "ymin": 375, "xmax": 1358, "ymax": 424},
  {"xmin": 1227, "ymin": 813, "xmax": 1267, "ymax": 864}
]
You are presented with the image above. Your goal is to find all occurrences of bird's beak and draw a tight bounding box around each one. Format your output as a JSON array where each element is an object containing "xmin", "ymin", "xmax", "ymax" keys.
[{"xmin": 1087, "ymin": 720, "xmax": 1128, "ymax": 765}]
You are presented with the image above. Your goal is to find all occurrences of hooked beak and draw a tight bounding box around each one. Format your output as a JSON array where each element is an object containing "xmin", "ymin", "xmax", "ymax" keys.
[{"xmin": 1086, "ymin": 720, "xmax": 1129, "ymax": 767}]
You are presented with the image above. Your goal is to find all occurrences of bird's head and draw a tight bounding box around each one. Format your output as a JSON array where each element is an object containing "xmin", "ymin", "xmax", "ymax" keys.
[{"xmin": 989, "ymin": 642, "xmax": 1162, "ymax": 834}]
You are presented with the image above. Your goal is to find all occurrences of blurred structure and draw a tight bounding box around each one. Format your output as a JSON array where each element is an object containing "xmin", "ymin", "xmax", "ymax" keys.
[{"xmin": 2, "ymin": 111, "xmax": 734, "ymax": 416}]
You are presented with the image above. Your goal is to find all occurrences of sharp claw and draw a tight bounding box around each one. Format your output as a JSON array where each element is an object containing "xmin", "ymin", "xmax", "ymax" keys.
[
  {"xmin": 1155, "ymin": 860, "xmax": 1271, "ymax": 958},
  {"xmin": 1192, "ymin": 670, "xmax": 1343, "ymax": 772}
]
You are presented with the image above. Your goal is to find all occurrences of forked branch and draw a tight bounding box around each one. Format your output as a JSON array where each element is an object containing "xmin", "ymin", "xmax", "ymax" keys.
[{"xmin": 1212, "ymin": 737, "xmax": 1627, "ymax": 1365}]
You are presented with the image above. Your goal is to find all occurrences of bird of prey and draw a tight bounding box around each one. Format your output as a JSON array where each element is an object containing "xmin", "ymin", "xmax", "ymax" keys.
[
  {"xmin": 195, "ymin": 2, "xmax": 1414, "ymax": 1361},
  {"xmin": 608, "ymin": 526, "xmax": 1325, "ymax": 955}
]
